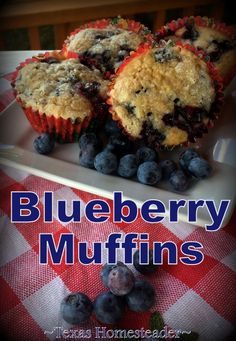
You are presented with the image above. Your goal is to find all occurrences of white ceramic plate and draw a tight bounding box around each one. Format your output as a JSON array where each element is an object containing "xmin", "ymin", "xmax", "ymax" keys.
[{"xmin": 0, "ymin": 81, "xmax": 236, "ymax": 228}]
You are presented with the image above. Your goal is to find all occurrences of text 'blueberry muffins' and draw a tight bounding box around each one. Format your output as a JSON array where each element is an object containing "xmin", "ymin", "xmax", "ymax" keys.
[
  {"xmin": 63, "ymin": 17, "xmax": 153, "ymax": 75},
  {"xmin": 155, "ymin": 16, "xmax": 236, "ymax": 87},
  {"xmin": 108, "ymin": 41, "xmax": 223, "ymax": 148},
  {"xmin": 12, "ymin": 51, "xmax": 110, "ymax": 142}
]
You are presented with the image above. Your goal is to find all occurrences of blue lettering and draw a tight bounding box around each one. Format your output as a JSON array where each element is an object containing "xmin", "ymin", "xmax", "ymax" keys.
[
  {"xmin": 169, "ymin": 200, "xmax": 186, "ymax": 222},
  {"xmin": 58, "ymin": 200, "xmax": 81, "ymax": 223},
  {"xmin": 139, "ymin": 233, "xmax": 149, "ymax": 264},
  {"xmin": 11, "ymin": 191, "xmax": 39, "ymax": 222},
  {"xmin": 141, "ymin": 200, "xmax": 165, "ymax": 223},
  {"xmin": 85, "ymin": 200, "xmax": 110, "ymax": 223},
  {"xmin": 79, "ymin": 242, "xmax": 102, "ymax": 264},
  {"xmin": 105, "ymin": 233, "xmax": 121, "ymax": 263},
  {"xmin": 122, "ymin": 233, "xmax": 138, "ymax": 264},
  {"xmin": 114, "ymin": 192, "xmax": 137, "ymax": 223},
  {"xmin": 153, "ymin": 241, "xmax": 177, "ymax": 265},
  {"xmin": 188, "ymin": 200, "xmax": 204, "ymax": 222},
  {"xmin": 205, "ymin": 200, "xmax": 230, "ymax": 231},
  {"xmin": 180, "ymin": 241, "xmax": 204, "ymax": 265},
  {"xmin": 39, "ymin": 233, "xmax": 74, "ymax": 264},
  {"xmin": 44, "ymin": 192, "xmax": 53, "ymax": 222}
]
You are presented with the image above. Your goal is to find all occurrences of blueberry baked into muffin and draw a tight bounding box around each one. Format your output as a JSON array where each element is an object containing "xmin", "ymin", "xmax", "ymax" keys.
[
  {"xmin": 12, "ymin": 51, "xmax": 110, "ymax": 142},
  {"xmin": 155, "ymin": 16, "xmax": 236, "ymax": 86},
  {"xmin": 108, "ymin": 41, "xmax": 223, "ymax": 148},
  {"xmin": 63, "ymin": 17, "xmax": 153, "ymax": 74}
]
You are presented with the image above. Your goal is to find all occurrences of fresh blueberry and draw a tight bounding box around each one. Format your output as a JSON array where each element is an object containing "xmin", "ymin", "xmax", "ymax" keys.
[
  {"xmin": 188, "ymin": 157, "xmax": 212, "ymax": 179},
  {"xmin": 33, "ymin": 133, "xmax": 55, "ymax": 154},
  {"xmin": 169, "ymin": 169, "xmax": 189, "ymax": 191},
  {"xmin": 107, "ymin": 263, "xmax": 135, "ymax": 296},
  {"xmin": 116, "ymin": 49, "xmax": 130, "ymax": 61},
  {"xmin": 136, "ymin": 147, "xmax": 157, "ymax": 164},
  {"xmin": 94, "ymin": 292, "xmax": 124, "ymax": 324},
  {"xmin": 105, "ymin": 118, "xmax": 121, "ymax": 136},
  {"xmin": 100, "ymin": 262, "xmax": 124, "ymax": 287},
  {"xmin": 107, "ymin": 134, "xmax": 133, "ymax": 158},
  {"xmin": 79, "ymin": 144, "xmax": 99, "ymax": 169},
  {"xmin": 159, "ymin": 159, "xmax": 177, "ymax": 180},
  {"xmin": 74, "ymin": 81, "xmax": 100, "ymax": 98},
  {"xmin": 126, "ymin": 280, "xmax": 155, "ymax": 312},
  {"xmin": 118, "ymin": 154, "xmax": 138, "ymax": 178},
  {"xmin": 182, "ymin": 23, "xmax": 199, "ymax": 41},
  {"xmin": 104, "ymin": 143, "xmax": 116, "ymax": 153},
  {"xmin": 79, "ymin": 133, "xmax": 101, "ymax": 150},
  {"xmin": 61, "ymin": 292, "xmax": 93, "ymax": 325},
  {"xmin": 102, "ymin": 50, "xmax": 112, "ymax": 63},
  {"xmin": 137, "ymin": 161, "xmax": 162, "ymax": 185},
  {"xmin": 179, "ymin": 148, "xmax": 199, "ymax": 173},
  {"xmin": 94, "ymin": 150, "xmax": 118, "ymax": 174},
  {"xmin": 79, "ymin": 133, "xmax": 101, "ymax": 168},
  {"xmin": 42, "ymin": 57, "xmax": 59, "ymax": 64},
  {"xmin": 145, "ymin": 123, "xmax": 166, "ymax": 146},
  {"xmin": 133, "ymin": 249, "xmax": 158, "ymax": 275}
]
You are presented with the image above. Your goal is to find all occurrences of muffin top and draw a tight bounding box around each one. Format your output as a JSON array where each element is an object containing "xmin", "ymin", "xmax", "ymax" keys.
[
  {"xmin": 65, "ymin": 27, "xmax": 145, "ymax": 71},
  {"xmin": 109, "ymin": 43, "xmax": 216, "ymax": 147},
  {"xmin": 14, "ymin": 58, "xmax": 109, "ymax": 121},
  {"xmin": 171, "ymin": 23, "xmax": 235, "ymax": 60},
  {"xmin": 159, "ymin": 18, "xmax": 236, "ymax": 80}
]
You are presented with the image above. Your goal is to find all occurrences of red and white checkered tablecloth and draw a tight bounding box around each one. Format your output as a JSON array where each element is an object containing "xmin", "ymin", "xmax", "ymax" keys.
[{"xmin": 0, "ymin": 58, "xmax": 236, "ymax": 341}]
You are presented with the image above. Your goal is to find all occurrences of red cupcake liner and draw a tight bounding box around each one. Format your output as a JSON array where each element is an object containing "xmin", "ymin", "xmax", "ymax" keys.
[
  {"xmin": 156, "ymin": 16, "xmax": 234, "ymax": 40},
  {"xmin": 12, "ymin": 51, "xmax": 102, "ymax": 142},
  {"xmin": 62, "ymin": 17, "xmax": 153, "ymax": 53},
  {"xmin": 17, "ymin": 99, "xmax": 93, "ymax": 142},
  {"xmin": 107, "ymin": 41, "xmax": 224, "ymax": 148},
  {"xmin": 155, "ymin": 16, "xmax": 236, "ymax": 87}
]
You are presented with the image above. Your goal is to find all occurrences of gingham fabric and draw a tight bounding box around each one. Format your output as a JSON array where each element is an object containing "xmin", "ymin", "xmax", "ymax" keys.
[{"xmin": 0, "ymin": 69, "xmax": 236, "ymax": 341}]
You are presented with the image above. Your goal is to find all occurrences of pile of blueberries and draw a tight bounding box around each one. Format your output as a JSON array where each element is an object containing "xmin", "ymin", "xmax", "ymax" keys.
[
  {"xmin": 78, "ymin": 118, "xmax": 212, "ymax": 191},
  {"xmin": 34, "ymin": 117, "xmax": 212, "ymax": 192},
  {"xmin": 61, "ymin": 249, "xmax": 157, "ymax": 325}
]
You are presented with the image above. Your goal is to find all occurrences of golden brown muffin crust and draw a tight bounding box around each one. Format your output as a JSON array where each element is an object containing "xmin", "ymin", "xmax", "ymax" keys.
[
  {"xmin": 109, "ymin": 44, "xmax": 215, "ymax": 146},
  {"xmin": 15, "ymin": 59, "xmax": 109, "ymax": 121}
]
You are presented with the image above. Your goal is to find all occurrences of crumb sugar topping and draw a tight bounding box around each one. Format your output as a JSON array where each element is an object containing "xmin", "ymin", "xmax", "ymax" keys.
[
  {"xmin": 169, "ymin": 23, "xmax": 236, "ymax": 77},
  {"xmin": 15, "ymin": 59, "xmax": 109, "ymax": 121},
  {"xmin": 66, "ymin": 27, "xmax": 144, "ymax": 68},
  {"xmin": 110, "ymin": 44, "xmax": 215, "ymax": 146},
  {"xmin": 175, "ymin": 25, "xmax": 228, "ymax": 52}
]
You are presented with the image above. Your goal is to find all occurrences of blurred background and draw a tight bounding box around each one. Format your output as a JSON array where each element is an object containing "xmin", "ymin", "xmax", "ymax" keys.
[{"xmin": 0, "ymin": 0, "xmax": 234, "ymax": 51}]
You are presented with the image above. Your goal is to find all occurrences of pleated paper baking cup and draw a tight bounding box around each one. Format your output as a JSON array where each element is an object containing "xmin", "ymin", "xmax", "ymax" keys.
[{"xmin": 12, "ymin": 51, "xmax": 108, "ymax": 142}]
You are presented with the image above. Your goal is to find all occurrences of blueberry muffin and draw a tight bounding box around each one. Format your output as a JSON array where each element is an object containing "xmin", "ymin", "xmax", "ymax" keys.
[
  {"xmin": 63, "ymin": 18, "xmax": 153, "ymax": 74},
  {"xmin": 12, "ymin": 51, "xmax": 110, "ymax": 142},
  {"xmin": 108, "ymin": 41, "xmax": 223, "ymax": 148},
  {"xmin": 156, "ymin": 16, "xmax": 236, "ymax": 86}
]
